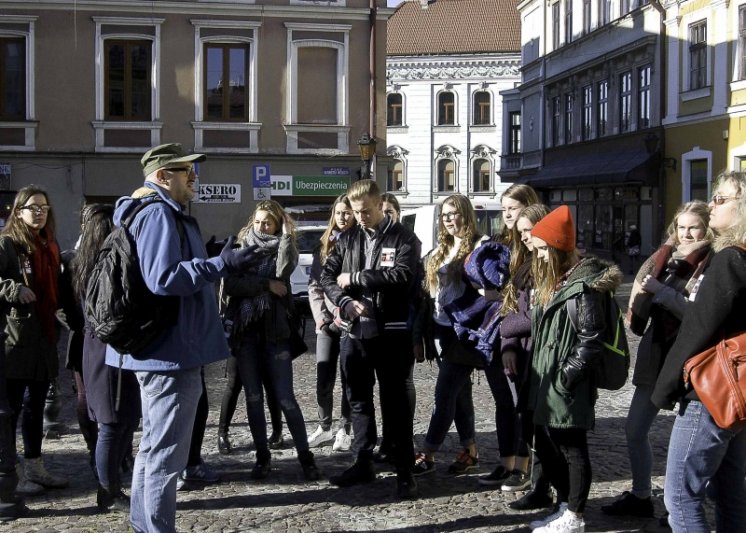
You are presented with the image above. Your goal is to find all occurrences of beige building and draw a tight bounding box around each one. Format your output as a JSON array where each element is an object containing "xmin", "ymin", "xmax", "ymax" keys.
[{"xmin": 0, "ymin": 0, "xmax": 393, "ymax": 248}]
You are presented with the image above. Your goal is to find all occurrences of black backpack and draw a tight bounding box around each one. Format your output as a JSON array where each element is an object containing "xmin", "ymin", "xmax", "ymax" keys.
[
  {"xmin": 84, "ymin": 199, "xmax": 182, "ymax": 357},
  {"xmin": 567, "ymin": 291, "xmax": 630, "ymax": 390}
]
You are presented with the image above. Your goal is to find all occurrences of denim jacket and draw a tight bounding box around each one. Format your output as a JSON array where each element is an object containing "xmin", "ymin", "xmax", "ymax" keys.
[{"xmin": 104, "ymin": 182, "xmax": 230, "ymax": 371}]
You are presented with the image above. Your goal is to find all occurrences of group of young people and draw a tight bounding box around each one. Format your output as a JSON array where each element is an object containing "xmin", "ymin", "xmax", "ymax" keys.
[{"xmin": 0, "ymin": 168, "xmax": 744, "ymax": 532}]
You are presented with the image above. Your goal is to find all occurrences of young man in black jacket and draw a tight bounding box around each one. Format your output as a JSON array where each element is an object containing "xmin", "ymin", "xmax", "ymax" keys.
[{"xmin": 321, "ymin": 180, "xmax": 420, "ymax": 499}]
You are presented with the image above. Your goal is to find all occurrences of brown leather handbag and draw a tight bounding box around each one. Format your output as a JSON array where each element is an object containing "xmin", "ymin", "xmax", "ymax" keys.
[{"xmin": 683, "ymin": 332, "xmax": 746, "ymax": 431}]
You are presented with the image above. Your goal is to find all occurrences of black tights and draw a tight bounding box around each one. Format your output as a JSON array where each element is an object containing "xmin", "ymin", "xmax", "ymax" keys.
[{"xmin": 534, "ymin": 425, "xmax": 591, "ymax": 513}]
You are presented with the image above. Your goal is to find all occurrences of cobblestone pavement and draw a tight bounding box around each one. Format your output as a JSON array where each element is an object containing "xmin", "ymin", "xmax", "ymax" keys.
[{"xmin": 10, "ymin": 280, "xmax": 685, "ymax": 532}]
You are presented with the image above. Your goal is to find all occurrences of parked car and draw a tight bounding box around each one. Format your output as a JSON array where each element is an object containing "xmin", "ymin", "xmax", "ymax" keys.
[
  {"xmin": 290, "ymin": 225, "xmax": 326, "ymax": 313},
  {"xmin": 401, "ymin": 202, "xmax": 504, "ymax": 257}
]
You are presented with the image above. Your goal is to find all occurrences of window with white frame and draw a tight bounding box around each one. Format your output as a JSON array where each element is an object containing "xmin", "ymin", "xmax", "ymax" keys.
[
  {"xmin": 472, "ymin": 90, "xmax": 491, "ymax": 125},
  {"xmin": 638, "ymin": 65, "xmax": 651, "ymax": 129},
  {"xmin": 597, "ymin": 79, "xmax": 608, "ymax": 136},
  {"xmin": 583, "ymin": 0, "xmax": 591, "ymax": 34},
  {"xmin": 388, "ymin": 159, "xmax": 404, "ymax": 191},
  {"xmin": 682, "ymin": 147, "xmax": 712, "ymax": 202},
  {"xmin": 564, "ymin": 0, "xmax": 573, "ymax": 44},
  {"xmin": 620, "ymin": 0, "xmax": 630, "ymax": 16},
  {"xmin": 93, "ymin": 17, "xmax": 162, "ymax": 151},
  {"xmin": 437, "ymin": 159, "xmax": 456, "ymax": 192},
  {"xmin": 192, "ymin": 20, "xmax": 260, "ymax": 153},
  {"xmin": 0, "ymin": 37, "xmax": 25, "ymax": 120},
  {"xmin": 472, "ymin": 159, "xmax": 490, "ymax": 192},
  {"xmin": 619, "ymin": 71, "xmax": 632, "ymax": 133},
  {"xmin": 689, "ymin": 20, "xmax": 707, "ymax": 90},
  {"xmin": 689, "ymin": 159, "xmax": 708, "ymax": 201},
  {"xmin": 582, "ymin": 85, "xmax": 592, "ymax": 140},
  {"xmin": 564, "ymin": 93, "xmax": 574, "ymax": 144},
  {"xmin": 551, "ymin": 95, "xmax": 561, "ymax": 146},
  {"xmin": 387, "ymin": 93, "xmax": 403, "ymax": 126},
  {"xmin": 509, "ymin": 112, "xmax": 521, "ymax": 154},
  {"xmin": 0, "ymin": 15, "xmax": 36, "ymax": 150},
  {"xmin": 438, "ymin": 91, "xmax": 456, "ymax": 125},
  {"xmin": 739, "ymin": 6, "xmax": 746, "ymax": 80},
  {"xmin": 285, "ymin": 23, "xmax": 350, "ymax": 154},
  {"xmin": 598, "ymin": 0, "xmax": 611, "ymax": 26},
  {"xmin": 552, "ymin": 2, "xmax": 560, "ymax": 50}
]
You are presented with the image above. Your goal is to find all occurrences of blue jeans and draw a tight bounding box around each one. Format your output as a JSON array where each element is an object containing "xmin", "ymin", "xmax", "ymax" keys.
[
  {"xmin": 130, "ymin": 368, "xmax": 201, "ymax": 533},
  {"xmin": 235, "ymin": 331, "xmax": 309, "ymax": 453},
  {"xmin": 664, "ymin": 400, "xmax": 746, "ymax": 533},
  {"xmin": 315, "ymin": 327, "xmax": 350, "ymax": 431},
  {"xmin": 625, "ymin": 383, "xmax": 660, "ymax": 498}
]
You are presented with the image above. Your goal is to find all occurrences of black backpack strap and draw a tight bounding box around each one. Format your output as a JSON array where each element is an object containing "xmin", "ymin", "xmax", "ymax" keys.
[{"xmin": 122, "ymin": 196, "xmax": 187, "ymax": 250}]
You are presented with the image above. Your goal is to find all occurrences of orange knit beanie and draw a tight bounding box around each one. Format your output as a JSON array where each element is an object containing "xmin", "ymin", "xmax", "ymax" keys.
[{"xmin": 531, "ymin": 205, "xmax": 576, "ymax": 252}]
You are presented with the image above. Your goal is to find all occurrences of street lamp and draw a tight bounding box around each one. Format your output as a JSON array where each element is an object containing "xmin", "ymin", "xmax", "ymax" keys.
[{"xmin": 357, "ymin": 133, "xmax": 377, "ymax": 180}]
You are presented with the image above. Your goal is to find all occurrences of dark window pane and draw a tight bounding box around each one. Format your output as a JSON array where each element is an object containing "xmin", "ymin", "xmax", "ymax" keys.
[{"xmin": 1, "ymin": 38, "xmax": 26, "ymax": 119}]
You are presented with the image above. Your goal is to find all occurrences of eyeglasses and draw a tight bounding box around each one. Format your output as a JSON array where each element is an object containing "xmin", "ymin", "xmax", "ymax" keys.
[
  {"xmin": 441, "ymin": 212, "xmax": 461, "ymax": 221},
  {"xmin": 711, "ymin": 194, "xmax": 741, "ymax": 206},
  {"xmin": 166, "ymin": 166, "xmax": 195, "ymax": 175},
  {"xmin": 19, "ymin": 205, "xmax": 51, "ymax": 215}
]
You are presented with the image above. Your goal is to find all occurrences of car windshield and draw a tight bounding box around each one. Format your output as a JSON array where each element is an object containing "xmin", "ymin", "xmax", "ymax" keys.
[{"xmin": 296, "ymin": 229, "xmax": 324, "ymax": 254}]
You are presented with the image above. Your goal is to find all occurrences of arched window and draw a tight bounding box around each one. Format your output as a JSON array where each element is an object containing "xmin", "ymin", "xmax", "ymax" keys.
[
  {"xmin": 472, "ymin": 159, "xmax": 491, "ymax": 192},
  {"xmin": 388, "ymin": 159, "xmax": 404, "ymax": 191},
  {"xmin": 437, "ymin": 159, "xmax": 455, "ymax": 192},
  {"xmin": 437, "ymin": 91, "xmax": 455, "ymax": 125},
  {"xmin": 387, "ymin": 93, "xmax": 403, "ymax": 126},
  {"xmin": 472, "ymin": 91, "xmax": 491, "ymax": 125}
]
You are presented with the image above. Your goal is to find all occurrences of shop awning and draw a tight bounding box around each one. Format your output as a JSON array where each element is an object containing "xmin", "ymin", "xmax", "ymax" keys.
[{"xmin": 519, "ymin": 137, "xmax": 661, "ymax": 189}]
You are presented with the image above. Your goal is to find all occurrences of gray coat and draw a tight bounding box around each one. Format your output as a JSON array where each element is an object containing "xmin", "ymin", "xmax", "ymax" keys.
[{"xmin": 0, "ymin": 236, "xmax": 58, "ymax": 381}]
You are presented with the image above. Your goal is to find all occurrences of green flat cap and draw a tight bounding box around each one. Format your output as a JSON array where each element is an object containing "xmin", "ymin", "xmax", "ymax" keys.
[{"xmin": 141, "ymin": 143, "xmax": 206, "ymax": 176}]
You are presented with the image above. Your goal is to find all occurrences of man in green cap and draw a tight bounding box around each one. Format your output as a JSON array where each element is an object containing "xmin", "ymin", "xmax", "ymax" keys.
[{"xmin": 106, "ymin": 143, "xmax": 256, "ymax": 532}]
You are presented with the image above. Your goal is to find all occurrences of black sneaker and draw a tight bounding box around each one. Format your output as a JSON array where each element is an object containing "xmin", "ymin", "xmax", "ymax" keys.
[
  {"xmin": 396, "ymin": 471, "xmax": 419, "ymax": 500},
  {"xmin": 217, "ymin": 434, "xmax": 232, "ymax": 455},
  {"xmin": 501, "ymin": 470, "xmax": 531, "ymax": 492},
  {"xmin": 601, "ymin": 491, "xmax": 655, "ymax": 517},
  {"xmin": 478, "ymin": 465, "xmax": 510, "ymax": 486},
  {"xmin": 268, "ymin": 431, "xmax": 284, "ymax": 450},
  {"xmin": 250, "ymin": 449, "xmax": 272, "ymax": 480},
  {"xmin": 298, "ymin": 450, "xmax": 321, "ymax": 482},
  {"xmin": 508, "ymin": 487, "xmax": 553, "ymax": 510},
  {"xmin": 329, "ymin": 461, "xmax": 375, "ymax": 487}
]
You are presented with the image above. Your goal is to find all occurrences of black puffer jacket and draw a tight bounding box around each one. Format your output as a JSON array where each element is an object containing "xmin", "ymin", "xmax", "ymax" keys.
[{"xmin": 321, "ymin": 216, "xmax": 421, "ymax": 334}]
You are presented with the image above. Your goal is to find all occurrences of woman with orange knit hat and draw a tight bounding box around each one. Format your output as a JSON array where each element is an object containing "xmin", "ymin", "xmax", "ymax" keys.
[{"xmin": 524, "ymin": 206, "xmax": 624, "ymax": 533}]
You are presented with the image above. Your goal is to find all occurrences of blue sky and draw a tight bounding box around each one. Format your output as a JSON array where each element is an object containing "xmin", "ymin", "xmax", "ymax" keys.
[{"xmin": 387, "ymin": 0, "xmax": 403, "ymax": 6}]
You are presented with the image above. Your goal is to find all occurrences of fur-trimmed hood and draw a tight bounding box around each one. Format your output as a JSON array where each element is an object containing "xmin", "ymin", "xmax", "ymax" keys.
[{"xmin": 566, "ymin": 255, "xmax": 624, "ymax": 294}]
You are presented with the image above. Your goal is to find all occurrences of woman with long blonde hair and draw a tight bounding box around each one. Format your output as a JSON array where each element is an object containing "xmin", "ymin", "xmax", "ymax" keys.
[
  {"xmin": 222, "ymin": 200, "xmax": 319, "ymax": 481},
  {"xmin": 414, "ymin": 194, "xmax": 487, "ymax": 476},
  {"xmin": 307, "ymin": 194, "xmax": 356, "ymax": 451}
]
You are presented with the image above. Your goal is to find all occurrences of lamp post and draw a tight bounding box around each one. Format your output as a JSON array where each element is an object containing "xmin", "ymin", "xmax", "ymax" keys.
[{"xmin": 357, "ymin": 133, "xmax": 377, "ymax": 180}]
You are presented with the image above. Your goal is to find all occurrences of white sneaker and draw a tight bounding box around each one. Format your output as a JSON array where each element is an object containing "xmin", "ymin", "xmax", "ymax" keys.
[
  {"xmin": 530, "ymin": 503, "xmax": 568, "ymax": 530},
  {"xmin": 307, "ymin": 426, "xmax": 334, "ymax": 448},
  {"xmin": 533, "ymin": 508, "xmax": 584, "ymax": 533},
  {"xmin": 332, "ymin": 428, "xmax": 352, "ymax": 452}
]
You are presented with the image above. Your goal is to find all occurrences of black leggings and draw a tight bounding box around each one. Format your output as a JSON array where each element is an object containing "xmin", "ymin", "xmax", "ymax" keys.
[
  {"xmin": 6, "ymin": 379, "xmax": 48, "ymax": 459},
  {"xmin": 534, "ymin": 425, "xmax": 591, "ymax": 513}
]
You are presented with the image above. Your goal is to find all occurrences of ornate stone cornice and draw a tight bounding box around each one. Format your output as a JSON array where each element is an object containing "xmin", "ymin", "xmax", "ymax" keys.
[{"xmin": 387, "ymin": 57, "xmax": 521, "ymax": 82}]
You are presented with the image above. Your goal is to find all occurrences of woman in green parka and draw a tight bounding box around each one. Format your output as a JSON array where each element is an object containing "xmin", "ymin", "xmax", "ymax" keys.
[
  {"xmin": 0, "ymin": 185, "xmax": 69, "ymax": 495},
  {"xmin": 525, "ymin": 206, "xmax": 623, "ymax": 533}
]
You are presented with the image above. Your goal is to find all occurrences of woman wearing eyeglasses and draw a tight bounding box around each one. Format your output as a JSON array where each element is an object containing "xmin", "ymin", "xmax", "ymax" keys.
[
  {"xmin": 603, "ymin": 200, "xmax": 713, "ymax": 522},
  {"xmin": 412, "ymin": 194, "xmax": 488, "ymax": 476},
  {"xmin": 0, "ymin": 185, "xmax": 68, "ymax": 495},
  {"xmin": 652, "ymin": 172, "xmax": 746, "ymax": 532},
  {"xmin": 222, "ymin": 200, "xmax": 320, "ymax": 481}
]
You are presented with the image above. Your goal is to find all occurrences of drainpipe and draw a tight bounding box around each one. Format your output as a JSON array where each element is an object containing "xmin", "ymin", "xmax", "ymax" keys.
[
  {"xmin": 649, "ymin": 0, "xmax": 667, "ymax": 247},
  {"xmin": 369, "ymin": 0, "xmax": 376, "ymax": 139}
]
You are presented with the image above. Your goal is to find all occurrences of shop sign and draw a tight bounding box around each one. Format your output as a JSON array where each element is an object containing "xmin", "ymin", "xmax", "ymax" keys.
[
  {"xmin": 194, "ymin": 184, "xmax": 241, "ymax": 203},
  {"xmin": 269, "ymin": 175, "xmax": 349, "ymax": 197}
]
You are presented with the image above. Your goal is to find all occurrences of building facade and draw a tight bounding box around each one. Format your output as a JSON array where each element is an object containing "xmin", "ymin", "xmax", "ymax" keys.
[
  {"xmin": 385, "ymin": 0, "xmax": 521, "ymax": 210},
  {"xmin": 0, "ymin": 0, "xmax": 392, "ymax": 247},
  {"xmin": 504, "ymin": 0, "xmax": 665, "ymax": 256}
]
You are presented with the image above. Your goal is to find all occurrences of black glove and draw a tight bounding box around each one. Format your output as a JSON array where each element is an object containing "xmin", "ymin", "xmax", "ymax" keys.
[
  {"xmin": 220, "ymin": 236, "xmax": 259, "ymax": 273},
  {"xmin": 559, "ymin": 356, "xmax": 587, "ymax": 392},
  {"xmin": 205, "ymin": 235, "xmax": 228, "ymax": 258}
]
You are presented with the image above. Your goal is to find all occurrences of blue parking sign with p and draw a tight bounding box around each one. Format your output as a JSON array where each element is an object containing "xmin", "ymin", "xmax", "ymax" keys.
[{"xmin": 252, "ymin": 164, "xmax": 271, "ymax": 188}]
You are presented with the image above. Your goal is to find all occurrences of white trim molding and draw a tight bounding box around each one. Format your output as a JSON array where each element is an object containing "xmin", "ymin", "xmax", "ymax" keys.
[
  {"xmin": 92, "ymin": 16, "xmax": 164, "ymax": 152},
  {"xmin": 388, "ymin": 56, "xmax": 521, "ymax": 82},
  {"xmin": 0, "ymin": 15, "xmax": 37, "ymax": 150},
  {"xmin": 191, "ymin": 19, "xmax": 262, "ymax": 153},
  {"xmin": 681, "ymin": 146, "xmax": 712, "ymax": 203}
]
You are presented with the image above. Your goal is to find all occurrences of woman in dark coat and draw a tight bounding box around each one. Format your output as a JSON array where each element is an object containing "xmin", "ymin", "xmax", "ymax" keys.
[
  {"xmin": 71, "ymin": 204, "xmax": 141, "ymax": 512},
  {"xmin": 0, "ymin": 185, "xmax": 68, "ymax": 495}
]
